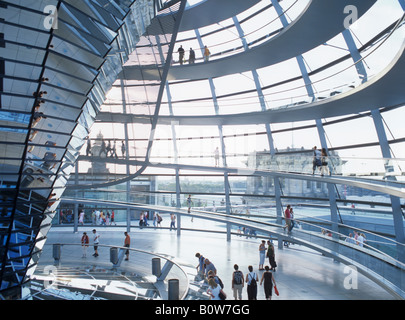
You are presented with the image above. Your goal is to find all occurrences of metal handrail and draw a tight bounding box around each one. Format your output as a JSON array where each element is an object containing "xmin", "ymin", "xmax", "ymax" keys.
[{"xmin": 37, "ymin": 242, "xmax": 190, "ymax": 300}]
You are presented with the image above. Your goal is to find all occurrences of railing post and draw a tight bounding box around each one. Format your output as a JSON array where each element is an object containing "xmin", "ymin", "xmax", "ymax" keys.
[
  {"xmin": 53, "ymin": 244, "xmax": 61, "ymax": 265},
  {"xmin": 110, "ymin": 247, "xmax": 118, "ymax": 264},
  {"xmin": 168, "ymin": 279, "xmax": 179, "ymax": 300},
  {"xmin": 152, "ymin": 257, "xmax": 162, "ymax": 278}
]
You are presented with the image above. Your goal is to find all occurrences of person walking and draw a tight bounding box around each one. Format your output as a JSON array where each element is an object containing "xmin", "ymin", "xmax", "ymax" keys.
[
  {"xmin": 92, "ymin": 229, "xmax": 100, "ymax": 257},
  {"xmin": 95, "ymin": 209, "xmax": 100, "ymax": 225},
  {"xmin": 266, "ymin": 240, "xmax": 277, "ymax": 271},
  {"xmin": 214, "ymin": 147, "xmax": 219, "ymax": 166},
  {"xmin": 187, "ymin": 195, "xmax": 194, "ymax": 222},
  {"xmin": 357, "ymin": 232, "xmax": 365, "ymax": 247},
  {"xmin": 187, "ymin": 194, "xmax": 193, "ymax": 213},
  {"xmin": 345, "ymin": 233, "xmax": 356, "ymax": 244},
  {"xmin": 259, "ymin": 240, "xmax": 266, "ymax": 270},
  {"xmin": 260, "ymin": 266, "xmax": 276, "ymax": 300},
  {"xmin": 99, "ymin": 138, "xmax": 106, "ymax": 157},
  {"xmin": 156, "ymin": 213, "xmax": 162, "ymax": 227},
  {"xmin": 78, "ymin": 210, "xmax": 85, "ymax": 225},
  {"xmin": 321, "ymin": 147, "xmax": 330, "ymax": 176},
  {"xmin": 203, "ymin": 45, "xmax": 210, "ymax": 62},
  {"xmin": 81, "ymin": 232, "xmax": 89, "ymax": 258},
  {"xmin": 124, "ymin": 232, "xmax": 130, "ymax": 261},
  {"xmin": 86, "ymin": 138, "xmax": 92, "ymax": 156},
  {"xmin": 232, "ymin": 264, "xmax": 244, "ymax": 300},
  {"xmin": 283, "ymin": 204, "xmax": 292, "ymax": 232},
  {"xmin": 246, "ymin": 265, "xmax": 258, "ymax": 300},
  {"xmin": 121, "ymin": 141, "xmax": 126, "ymax": 158},
  {"xmin": 170, "ymin": 213, "xmax": 176, "ymax": 230},
  {"xmin": 204, "ymin": 258, "xmax": 217, "ymax": 277},
  {"xmin": 111, "ymin": 210, "xmax": 116, "ymax": 225},
  {"xmin": 312, "ymin": 146, "xmax": 322, "ymax": 174}
]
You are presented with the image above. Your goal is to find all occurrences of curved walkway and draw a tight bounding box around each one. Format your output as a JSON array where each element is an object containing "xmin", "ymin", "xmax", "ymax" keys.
[
  {"xmin": 38, "ymin": 226, "xmax": 396, "ymax": 300},
  {"xmin": 122, "ymin": 0, "xmax": 377, "ymax": 81},
  {"xmin": 102, "ymin": 33, "xmax": 405, "ymax": 125},
  {"xmin": 73, "ymin": 156, "xmax": 405, "ymax": 199},
  {"xmin": 61, "ymin": 197, "xmax": 405, "ymax": 299}
]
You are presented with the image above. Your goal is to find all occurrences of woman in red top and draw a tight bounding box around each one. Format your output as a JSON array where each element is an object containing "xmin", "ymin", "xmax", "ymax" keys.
[
  {"xmin": 284, "ymin": 205, "xmax": 292, "ymax": 232},
  {"xmin": 124, "ymin": 232, "xmax": 130, "ymax": 261}
]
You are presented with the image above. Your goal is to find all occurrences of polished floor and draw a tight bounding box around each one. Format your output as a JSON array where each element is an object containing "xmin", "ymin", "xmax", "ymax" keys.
[{"xmin": 37, "ymin": 216, "xmax": 397, "ymax": 301}]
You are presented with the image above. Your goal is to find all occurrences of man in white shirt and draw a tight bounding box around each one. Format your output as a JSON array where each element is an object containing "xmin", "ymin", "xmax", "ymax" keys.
[
  {"xmin": 92, "ymin": 229, "xmax": 100, "ymax": 257},
  {"xmin": 357, "ymin": 233, "xmax": 364, "ymax": 247}
]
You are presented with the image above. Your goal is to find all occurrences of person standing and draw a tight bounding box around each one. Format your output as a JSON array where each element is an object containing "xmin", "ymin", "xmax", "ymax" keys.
[
  {"xmin": 189, "ymin": 48, "xmax": 195, "ymax": 64},
  {"xmin": 156, "ymin": 213, "xmax": 162, "ymax": 227},
  {"xmin": 111, "ymin": 140, "xmax": 118, "ymax": 159},
  {"xmin": 178, "ymin": 45, "xmax": 185, "ymax": 64},
  {"xmin": 357, "ymin": 232, "xmax": 365, "ymax": 247},
  {"xmin": 203, "ymin": 45, "xmax": 210, "ymax": 62},
  {"xmin": 153, "ymin": 212, "xmax": 157, "ymax": 227},
  {"xmin": 92, "ymin": 229, "xmax": 100, "ymax": 257},
  {"xmin": 81, "ymin": 232, "xmax": 89, "ymax": 258},
  {"xmin": 106, "ymin": 211, "xmax": 110, "ymax": 225},
  {"xmin": 187, "ymin": 195, "xmax": 194, "ymax": 222},
  {"xmin": 124, "ymin": 232, "xmax": 130, "ymax": 261},
  {"xmin": 195, "ymin": 253, "xmax": 205, "ymax": 278},
  {"xmin": 214, "ymin": 147, "xmax": 219, "ymax": 166},
  {"xmin": 266, "ymin": 240, "xmax": 277, "ymax": 271},
  {"xmin": 111, "ymin": 210, "xmax": 116, "ymax": 225},
  {"xmin": 345, "ymin": 233, "xmax": 356, "ymax": 245},
  {"xmin": 260, "ymin": 266, "xmax": 276, "ymax": 300},
  {"xmin": 121, "ymin": 141, "xmax": 126, "ymax": 158},
  {"xmin": 187, "ymin": 194, "xmax": 193, "ymax": 213},
  {"xmin": 99, "ymin": 138, "xmax": 106, "ymax": 157},
  {"xmin": 95, "ymin": 209, "xmax": 100, "ymax": 225},
  {"xmin": 91, "ymin": 210, "xmax": 96, "ymax": 225},
  {"xmin": 100, "ymin": 211, "xmax": 106, "ymax": 226},
  {"xmin": 106, "ymin": 140, "xmax": 112, "ymax": 157},
  {"xmin": 86, "ymin": 138, "xmax": 92, "ymax": 156},
  {"xmin": 170, "ymin": 213, "xmax": 176, "ymax": 231},
  {"xmin": 284, "ymin": 204, "xmax": 292, "ymax": 232},
  {"xmin": 246, "ymin": 265, "xmax": 258, "ymax": 300},
  {"xmin": 232, "ymin": 264, "xmax": 244, "ymax": 300},
  {"xmin": 259, "ymin": 240, "xmax": 266, "ymax": 270}
]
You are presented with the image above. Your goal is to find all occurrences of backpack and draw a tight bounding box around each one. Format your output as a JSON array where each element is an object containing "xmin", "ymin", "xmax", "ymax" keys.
[
  {"xmin": 249, "ymin": 273, "xmax": 257, "ymax": 287},
  {"xmin": 233, "ymin": 271, "xmax": 243, "ymax": 285}
]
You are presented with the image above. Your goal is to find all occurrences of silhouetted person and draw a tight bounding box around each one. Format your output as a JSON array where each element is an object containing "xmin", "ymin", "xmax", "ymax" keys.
[
  {"xmin": 189, "ymin": 48, "xmax": 195, "ymax": 64},
  {"xmin": 178, "ymin": 45, "xmax": 185, "ymax": 64}
]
